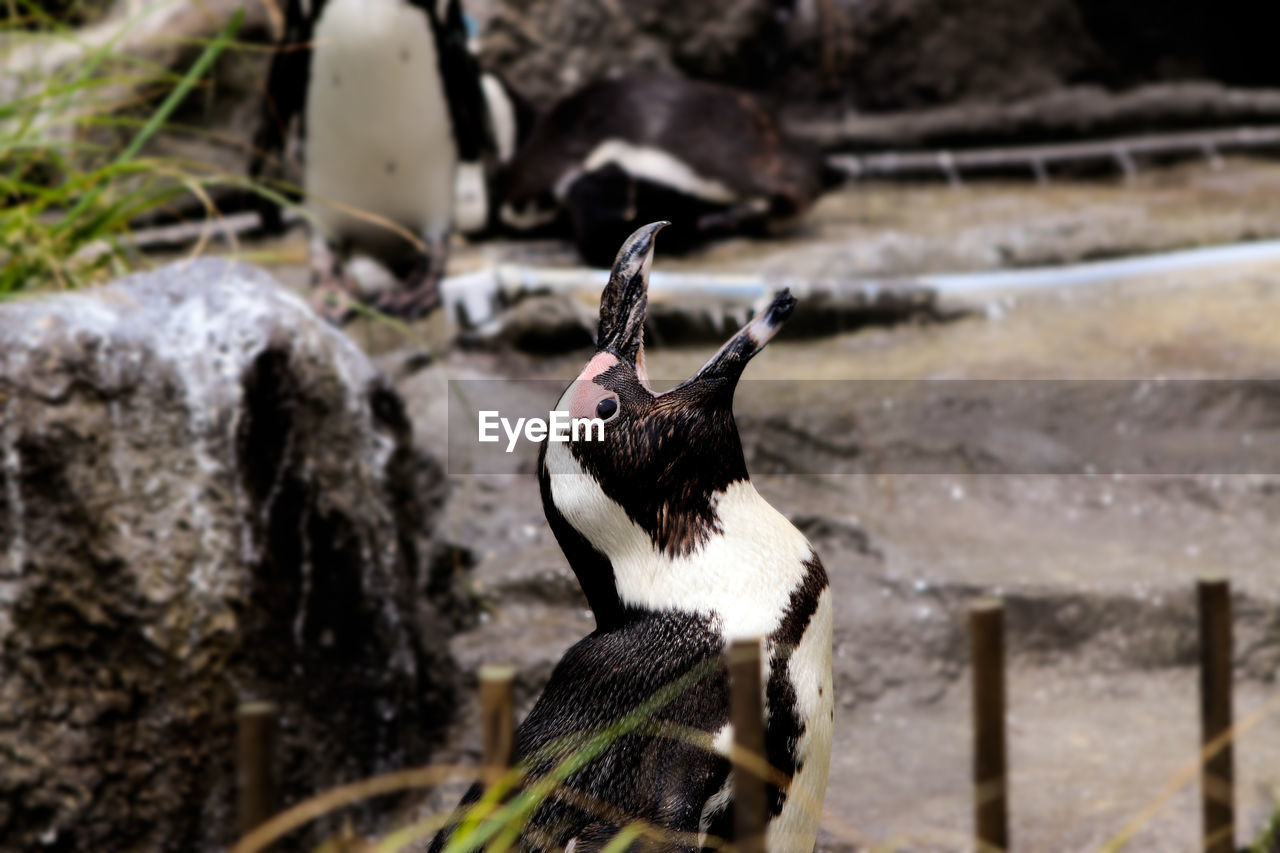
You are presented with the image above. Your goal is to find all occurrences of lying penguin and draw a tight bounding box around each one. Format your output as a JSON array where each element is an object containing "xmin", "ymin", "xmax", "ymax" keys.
[
  {"xmin": 250, "ymin": 0, "xmax": 493, "ymax": 321},
  {"xmin": 498, "ymin": 74, "xmax": 840, "ymax": 267},
  {"xmin": 429, "ymin": 222, "xmax": 834, "ymax": 851}
]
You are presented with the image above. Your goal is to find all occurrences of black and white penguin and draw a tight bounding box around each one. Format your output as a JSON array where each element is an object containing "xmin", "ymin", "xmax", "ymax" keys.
[
  {"xmin": 498, "ymin": 74, "xmax": 841, "ymax": 267},
  {"xmin": 453, "ymin": 71, "xmax": 537, "ymax": 237},
  {"xmin": 430, "ymin": 222, "xmax": 834, "ymax": 852},
  {"xmin": 250, "ymin": 0, "xmax": 493, "ymax": 320}
]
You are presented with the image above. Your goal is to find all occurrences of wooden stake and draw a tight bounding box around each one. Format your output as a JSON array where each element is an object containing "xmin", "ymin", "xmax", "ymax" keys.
[
  {"xmin": 971, "ymin": 600, "xmax": 1008, "ymax": 853},
  {"xmin": 1199, "ymin": 578, "xmax": 1235, "ymax": 853},
  {"xmin": 479, "ymin": 664, "xmax": 517, "ymax": 790},
  {"xmin": 236, "ymin": 701, "xmax": 278, "ymax": 842},
  {"xmin": 728, "ymin": 638, "xmax": 767, "ymax": 853}
]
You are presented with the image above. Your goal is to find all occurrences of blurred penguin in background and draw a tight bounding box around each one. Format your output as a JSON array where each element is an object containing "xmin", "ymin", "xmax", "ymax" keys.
[
  {"xmin": 453, "ymin": 70, "xmax": 537, "ymax": 238},
  {"xmin": 498, "ymin": 72, "xmax": 841, "ymax": 267},
  {"xmin": 449, "ymin": 11, "xmax": 538, "ymax": 237},
  {"xmin": 250, "ymin": 0, "xmax": 493, "ymax": 322}
]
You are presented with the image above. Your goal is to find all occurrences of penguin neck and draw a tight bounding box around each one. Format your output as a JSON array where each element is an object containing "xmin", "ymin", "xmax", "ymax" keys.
[
  {"xmin": 539, "ymin": 466, "xmax": 630, "ymax": 629},
  {"xmin": 544, "ymin": 452, "xmax": 814, "ymax": 638}
]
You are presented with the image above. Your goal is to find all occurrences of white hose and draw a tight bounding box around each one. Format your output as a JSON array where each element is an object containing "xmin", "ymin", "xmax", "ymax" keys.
[
  {"xmin": 442, "ymin": 238, "xmax": 1280, "ymax": 327},
  {"xmin": 923, "ymin": 238, "xmax": 1280, "ymax": 295}
]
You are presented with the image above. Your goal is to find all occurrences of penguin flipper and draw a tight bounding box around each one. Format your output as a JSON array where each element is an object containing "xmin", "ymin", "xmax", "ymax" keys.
[
  {"xmin": 427, "ymin": 622, "xmax": 733, "ymax": 852},
  {"xmin": 508, "ymin": 629, "xmax": 732, "ymax": 852},
  {"xmin": 248, "ymin": 0, "xmax": 314, "ymax": 233},
  {"xmin": 431, "ymin": 0, "xmax": 496, "ymax": 164}
]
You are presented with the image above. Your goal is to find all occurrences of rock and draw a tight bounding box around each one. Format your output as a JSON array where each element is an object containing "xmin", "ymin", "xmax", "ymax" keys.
[
  {"xmin": 0, "ymin": 260, "xmax": 457, "ymax": 852},
  {"xmin": 478, "ymin": 0, "xmax": 789, "ymax": 107},
  {"xmin": 832, "ymin": 0, "xmax": 1103, "ymax": 111},
  {"xmin": 480, "ymin": 0, "xmax": 1276, "ymax": 120},
  {"xmin": 800, "ymin": 0, "xmax": 1277, "ymax": 113},
  {"xmin": 486, "ymin": 294, "xmax": 596, "ymax": 354}
]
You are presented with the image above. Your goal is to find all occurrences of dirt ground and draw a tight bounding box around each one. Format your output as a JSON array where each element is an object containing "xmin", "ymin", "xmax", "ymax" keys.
[{"xmin": 248, "ymin": 159, "xmax": 1280, "ymax": 850}]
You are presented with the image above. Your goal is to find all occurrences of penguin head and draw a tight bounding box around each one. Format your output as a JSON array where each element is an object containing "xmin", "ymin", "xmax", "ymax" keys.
[{"xmin": 539, "ymin": 222, "xmax": 796, "ymax": 582}]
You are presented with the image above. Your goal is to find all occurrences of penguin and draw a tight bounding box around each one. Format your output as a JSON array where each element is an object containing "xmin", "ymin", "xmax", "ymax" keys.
[
  {"xmin": 453, "ymin": 71, "xmax": 537, "ymax": 237},
  {"xmin": 249, "ymin": 0, "xmax": 493, "ymax": 321},
  {"xmin": 497, "ymin": 74, "xmax": 842, "ymax": 267},
  {"xmin": 429, "ymin": 222, "xmax": 834, "ymax": 852}
]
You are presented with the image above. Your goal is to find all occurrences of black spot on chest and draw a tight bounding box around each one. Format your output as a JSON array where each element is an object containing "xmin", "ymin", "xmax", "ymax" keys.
[
  {"xmin": 701, "ymin": 554, "xmax": 829, "ymax": 839},
  {"xmin": 765, "ymin": 555, "xmax": 828, "ymax": 814},
  {"xmin": 773, "ymin": 554, "xmax": 828, "ymax": 649}
]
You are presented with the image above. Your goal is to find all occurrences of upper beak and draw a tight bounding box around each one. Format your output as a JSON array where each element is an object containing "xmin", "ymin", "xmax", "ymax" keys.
[{"xmin": 596, "ymin": 221, "xmax": 668, "ymax": 367}]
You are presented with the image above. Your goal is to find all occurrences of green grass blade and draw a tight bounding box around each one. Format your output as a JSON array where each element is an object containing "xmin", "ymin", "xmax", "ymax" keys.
[
  {"xmin": 441, "ymin": 659, "xmax": 719, "ymax": 853},
  {"xmin": 51, "ymin": 7, "xmax": 243, "ymax": 238}
]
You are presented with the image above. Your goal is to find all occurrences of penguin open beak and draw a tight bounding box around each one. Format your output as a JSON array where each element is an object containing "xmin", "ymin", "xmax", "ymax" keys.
[
  {"xmin": 596, "ymin": 221, "xmax": 668, "ymax": 379},
  {"xmin": 595, "ymin": 221, "xmax": 794, "ymax": 396},
  {"xmin": 676, "ymin": 288, "xmax": 796, "ymax": 396}
]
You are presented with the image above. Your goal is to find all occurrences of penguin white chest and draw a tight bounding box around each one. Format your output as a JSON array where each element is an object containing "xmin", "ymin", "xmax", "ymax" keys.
[{"xmin": 305, "ymin": 0, "xmax": 457, "ymax": 250}]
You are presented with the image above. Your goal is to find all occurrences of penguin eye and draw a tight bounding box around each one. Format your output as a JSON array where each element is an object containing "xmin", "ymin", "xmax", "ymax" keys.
[{"xmin": 595, "ymin": 396, "xmax": 619, "ymax": 420}]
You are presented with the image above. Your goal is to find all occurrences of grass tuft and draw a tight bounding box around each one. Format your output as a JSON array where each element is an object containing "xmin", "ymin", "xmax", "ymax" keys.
[{"xmin": 0, "ymin": 2, "xmax": 246, "ymax": 295}]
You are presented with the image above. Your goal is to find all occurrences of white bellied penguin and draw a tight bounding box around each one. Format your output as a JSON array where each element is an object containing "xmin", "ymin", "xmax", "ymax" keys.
[
  {"xmin": 250, "ymin": 0, "xmax": 493, "ymax": 321},
  {"xmin": 498, "ymin": 74, "xmax": 841, "ymax": 267},
  {"xmin": 428, "ymin": 222, "xmax": 834, "ymax": 852}
]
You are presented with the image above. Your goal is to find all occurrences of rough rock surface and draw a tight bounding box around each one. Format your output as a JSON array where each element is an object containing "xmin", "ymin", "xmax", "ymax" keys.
[
  {"xmin": 0, "ymin": 260, "xmax": 456, "ymax": 852},
  {"xmin": 478, "ymin": 0, "xmax": 789, "ymax": 107},
  {"xmin": 814, "ymin": 0, "xmax": 1273, "ymax": 112},
  {"xmin": 830, "ymin": 0, "xmax": 1104, "ymax": 110},
  {"xmin": 480, "ymin": 0, "xmax": 1277, "ymax": 115}
]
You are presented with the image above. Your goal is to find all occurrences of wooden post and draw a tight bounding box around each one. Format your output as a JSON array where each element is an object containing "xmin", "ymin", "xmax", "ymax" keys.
[
  {"xmin": 236, "ymin": 701, "xmax": 278, "ymax": 842},
  {"xmin": 971, "ymin": 600, "xmax": 1008, "ymax": 853},
  {"xmin": 728, "ymin": 638, "xmax": 767, "ymax": 853},
  {"xmin": 1199, "ymin": 578, "xmax": 1235, "ymax": 853},
  {"xmin": 478, "ymin": 664, "xmax": 516, "ymax": 790}
]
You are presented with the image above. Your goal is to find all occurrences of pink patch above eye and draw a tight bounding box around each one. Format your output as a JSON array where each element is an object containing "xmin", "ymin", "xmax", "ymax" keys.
[
  {"xmin": 579, "ymin": 352, "xmax": 617, "ymax": 382},
  {"xmin": 567, "ymin": 353, "xmax": 619, "ymax": 421}
]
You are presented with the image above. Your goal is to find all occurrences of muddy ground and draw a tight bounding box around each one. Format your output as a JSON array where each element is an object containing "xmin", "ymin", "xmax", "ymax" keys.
[{"xmin": 241, "ymin": 159, "xmax": 1280, "ymax": 850}]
